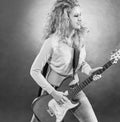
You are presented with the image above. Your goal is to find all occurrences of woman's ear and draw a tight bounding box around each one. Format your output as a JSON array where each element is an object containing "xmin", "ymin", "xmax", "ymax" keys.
[
  {"xmin": 62, "ymin": 8, "xmax": 70, "ymax": 28},
  {"xmin": 63, "ymin": 8, "xmax": 69, "ymax": 19}
]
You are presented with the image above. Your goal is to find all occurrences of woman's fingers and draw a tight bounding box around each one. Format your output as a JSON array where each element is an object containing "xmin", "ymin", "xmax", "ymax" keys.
[
  {"xmin": 58, "ymin": 91, "xmax": 70, "ymax": 105},
  {"xmin": 93, "ymin": 74, "xmax": 102, "ymax": 81},
  {"xmin": 57, "ymin": 98, "xmax": 65, "ymax": 105},
  {"xmin": 55, "ymin": 91, "xmax": 68, "ymax": 105},
  {"xmin": 57, "ymin": 97, "xmax": 68, "ymax": 105}
]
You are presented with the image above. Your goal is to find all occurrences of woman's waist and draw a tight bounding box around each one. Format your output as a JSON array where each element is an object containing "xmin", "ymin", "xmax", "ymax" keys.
[
  {"xmin": 46, "ymin": 67, "xmax": 67, "ymax": 86},
  {"xmin": 46, "ymin": 67, "xmax": 79, "ymax": 87},
  {"xmin": 49, "ymin": 62, "xmax": 73, "ymax": 76}
]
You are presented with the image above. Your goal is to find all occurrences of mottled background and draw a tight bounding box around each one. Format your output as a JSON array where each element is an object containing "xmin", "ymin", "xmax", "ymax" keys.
[{"xmin": 0, "ymin": 0, "xmax": 120, "ymax": 122}]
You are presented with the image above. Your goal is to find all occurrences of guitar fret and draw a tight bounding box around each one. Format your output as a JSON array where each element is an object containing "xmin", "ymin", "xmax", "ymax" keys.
[
  {"xmin": 84, "ymin": 80, "xmax": 89, "ymax": 86},
  {"xmin": 104, "ymin": 62, "xmax": 109, "ymax": 69},
  {"xmin": 81, "ymin": 82, "xmax": 86, "ymax": 88},
  {"xmin": 70, "ymin": 78, "xmax": 92, "ymax": 99},
  {"xmin": 83, "ymin": 80, "xmax": 88, "ymax": 86},
  {"xmin": 102, "ymin": 60, "xmax": 113, "ymax": 72}
]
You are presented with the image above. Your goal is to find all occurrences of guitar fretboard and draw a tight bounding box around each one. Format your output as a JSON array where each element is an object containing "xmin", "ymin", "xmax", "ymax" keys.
[{"xmin": 69, "ymin": 59, "xmax": 114, "ymax": 99}]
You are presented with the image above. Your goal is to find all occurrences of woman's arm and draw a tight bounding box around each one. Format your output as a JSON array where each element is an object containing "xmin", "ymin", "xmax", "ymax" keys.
[
  {"xmin": 81, "ymin": 61, "xmax": 92, "ymax": 76},
  {"xmin": 79, "ymin": 45, "xmax": 92, "ymax": 76},
  {"xmin": 30, "ymin": 37, "xmax": 69, "ymax": 105},
  {"xmin": 81, "ymin": 46, "xmax": 102, "ymax": 80},
  {"xmin": 30, "ymin": 38, "xmax": 56, "ymax": 94}
]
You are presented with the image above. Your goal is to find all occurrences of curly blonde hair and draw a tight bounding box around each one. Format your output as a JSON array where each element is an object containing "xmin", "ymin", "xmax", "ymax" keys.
[{"xmin": 42, "ymin": 0, "xmax": 87, "ymax": 41}]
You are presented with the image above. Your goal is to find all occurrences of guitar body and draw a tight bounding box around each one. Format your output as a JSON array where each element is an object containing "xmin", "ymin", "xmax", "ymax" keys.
[{"xmin": 32, "ymin": 76, "xmax": 80, "ymax": 122}]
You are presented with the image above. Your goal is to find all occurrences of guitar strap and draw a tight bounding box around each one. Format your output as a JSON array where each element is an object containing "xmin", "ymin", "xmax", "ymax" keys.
[{"xmin": 72, "ymin": 44, "xmax": 80, "ymax": 78}]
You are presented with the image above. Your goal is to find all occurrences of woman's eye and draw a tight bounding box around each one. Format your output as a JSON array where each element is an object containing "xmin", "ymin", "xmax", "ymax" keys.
[
  {"xmin": 74, "ymin": 14, "xmax": 81, "ymax": 17},
  {"xmin": 74, "ymin": 15, "xmax": 78, "ymax": 17}
]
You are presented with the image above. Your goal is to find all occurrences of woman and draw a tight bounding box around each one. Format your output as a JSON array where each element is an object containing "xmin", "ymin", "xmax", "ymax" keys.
[{"xmin": 30, "ymin": 0, "xmax": 102, "ymax": 122}]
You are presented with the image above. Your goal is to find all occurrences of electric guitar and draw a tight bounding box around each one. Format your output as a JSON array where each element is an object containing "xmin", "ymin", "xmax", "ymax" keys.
[{"xmin": 32, "ymin": 49, "xmax": 120, "ymax": 122}]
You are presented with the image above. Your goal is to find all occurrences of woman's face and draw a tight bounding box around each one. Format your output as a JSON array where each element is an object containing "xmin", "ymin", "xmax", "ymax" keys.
[{"xmin": 69, "ymin": 6, "xmax": 82, "ymax": 30}]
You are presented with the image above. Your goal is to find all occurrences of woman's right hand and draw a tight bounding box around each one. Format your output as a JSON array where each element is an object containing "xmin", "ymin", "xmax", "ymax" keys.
[{"xmin": 50, "ymin": 90, "xmax": 68, "ymax": 105}]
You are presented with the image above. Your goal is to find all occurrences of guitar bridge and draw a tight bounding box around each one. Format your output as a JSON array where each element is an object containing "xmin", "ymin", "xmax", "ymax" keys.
[{"xmin": 47, "ymin": 108, "xmax": 54, "ymax": 117}]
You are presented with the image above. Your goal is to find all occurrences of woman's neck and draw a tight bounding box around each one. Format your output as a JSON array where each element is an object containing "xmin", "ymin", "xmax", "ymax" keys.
[
  {"xmin": 67, "ymin": 28, "xmax": 81, "ymax": 48},
  {"xmin": 67, "ymin": 26, "xmax": 75, "ymax": 39}
]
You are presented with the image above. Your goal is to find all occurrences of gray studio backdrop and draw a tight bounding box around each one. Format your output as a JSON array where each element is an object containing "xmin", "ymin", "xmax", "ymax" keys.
[{"xmin": 0, "ymin": 0, "xmax": 120, "ymax": 122}]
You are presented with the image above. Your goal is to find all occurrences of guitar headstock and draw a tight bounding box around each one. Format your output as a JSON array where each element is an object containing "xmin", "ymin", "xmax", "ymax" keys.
[{"xmin": 110, "ymin": 49, "xmax": 120, "ymax": 64}]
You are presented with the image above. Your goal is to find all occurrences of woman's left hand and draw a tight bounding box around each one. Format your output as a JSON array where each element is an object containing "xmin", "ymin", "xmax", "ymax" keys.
[{"xmin": 89, "ymin": 67, "xmax": 103, "ymax": 81}]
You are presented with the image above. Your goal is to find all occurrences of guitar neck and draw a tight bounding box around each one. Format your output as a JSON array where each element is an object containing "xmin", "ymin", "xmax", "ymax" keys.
[{"xmin": 69, "ymin": 59, "xmax": 114, "ymax": 99}]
